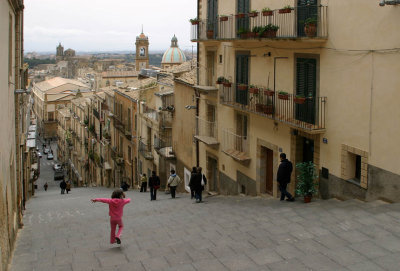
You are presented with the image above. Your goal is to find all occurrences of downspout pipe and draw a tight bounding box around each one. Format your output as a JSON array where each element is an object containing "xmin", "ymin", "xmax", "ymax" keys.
[{"xmin": 195, "ymin": 0, "xmax": 200, "ymax": 167}]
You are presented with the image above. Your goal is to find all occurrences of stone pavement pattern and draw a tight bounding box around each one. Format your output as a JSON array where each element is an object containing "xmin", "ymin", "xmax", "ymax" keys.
[{"xmin": 9, "ymin": 186, "xmax": 400, "ymax": 271}]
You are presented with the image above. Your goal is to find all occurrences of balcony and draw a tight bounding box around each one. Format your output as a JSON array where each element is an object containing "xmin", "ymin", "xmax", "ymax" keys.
[
  {"xmin": 143, "ymin": 106, "xmax": 158, "ymax": 122},
  {"xmin": 139, "ymin": 140, "xmax": 153, "ymax": 160},
  {"xmin": 154, "ymin": 137, "xmax": 176, "ymax": 160},
  {"xmin": 220, "ymin": 85, "xmax": 326, "ymax": 133},
  {"xmin": 160, "ymin": 112, "xmax": 173, "ymax": 129},
  {"xmin": 111, "ymin": 147, "xmax": 124, "ymax": 165},
  {"xmin": 190, "ymin": 5, "xmax": 327, "ymax": 42},
  {"xmin": 194, "ymin": 117, "xmax": 219, "ymax": 146},
  {"xmin": 222, "ymin": 129, "xmax": 250, "ymax": 162}
]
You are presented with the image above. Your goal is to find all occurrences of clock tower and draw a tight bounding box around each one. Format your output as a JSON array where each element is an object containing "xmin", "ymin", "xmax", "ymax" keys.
[{"xmin": 135, "ymin": 29, "xmax": 149, "ymax": 71}]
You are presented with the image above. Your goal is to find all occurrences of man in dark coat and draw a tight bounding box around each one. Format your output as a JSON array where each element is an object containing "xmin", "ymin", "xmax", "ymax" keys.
[
  {"xmin": 189, "ymin": 167, "xmax": 197, "ymax": 199},
  {"xmin": 277, "ymin": 153, "xmax": 295, "ymax": 201},
  {"xmin": 148, "ymin": 171, "xmax": 161, "ymax": 201},
  {"xmin": 60, "ymin": 179, "xmax": 67, "ymax": 194}
]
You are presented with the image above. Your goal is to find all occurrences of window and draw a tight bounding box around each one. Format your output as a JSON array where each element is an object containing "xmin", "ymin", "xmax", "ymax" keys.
[
  {"xmin": 355, "ymin": 155, "xmax": 361, "ymax": 181},
  {"xmin": 48, "ymin": 112, "xmax": 54, "ymax": 121},
  {"xmin": 128, "ymin": 146, "xmax": 132, "ymax": 162},
  {"xmin": 134, "ymin": 114, "xmax": 137, "ymax": 131},
  {"xmin": 235, "ymin": 52, "xmax": 249, "ymax": 105}
]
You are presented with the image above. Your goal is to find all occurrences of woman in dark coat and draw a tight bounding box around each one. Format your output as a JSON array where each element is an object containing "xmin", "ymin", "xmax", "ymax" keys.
[
  {"xmin": 188, "ymin": 167, "xmax": 197, "ymax": 199},
  {"xmin": 148, "ymin": 171, "xmax": 160, "ymax": 201}
]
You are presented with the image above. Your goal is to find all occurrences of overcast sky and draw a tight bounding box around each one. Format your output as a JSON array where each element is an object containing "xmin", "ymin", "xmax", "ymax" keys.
[{"xmin": 25, "ymin": 0, "xmax": 197, "ymax": 53}]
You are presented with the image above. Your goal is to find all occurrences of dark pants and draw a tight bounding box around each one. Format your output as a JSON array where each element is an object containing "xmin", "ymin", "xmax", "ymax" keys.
[
  {"xmin": 140, "ymin": 182, "xmax": 147, "ymax": 192},
  {"xmin": 150, "ymin": 187, "xmax": 157, "ymax": 200},
  {"xmin": 195, "ymin": 189, "xmax": 202, "ymax": 202},
  {"xmin": 279, "ymin": 183, "xmax": 293, "ymax": 200},
  {"xmin": 170, "ymin": 186, "xmax": 177, "ymax": 198},
  {"xmin": 61, "ymin": 189, "xmax": 65, "ymax": 194},
  {"xmin": 190, "ymin": 188, "xmax": 195, "ymax": 199}
]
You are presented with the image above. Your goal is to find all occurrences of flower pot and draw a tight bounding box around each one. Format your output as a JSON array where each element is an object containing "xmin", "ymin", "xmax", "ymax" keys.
[
  {"xmin": 191, "ymin": 21, "xmax": 199, "ymax": 25},
  {"xmin": 248, "ymin": 12, "xmax": 258, "ymax": 17},
  {"xmin": 278, "ymin": 94, "xmax": 289, "ymax": 100},
  {"xmin": 216, "ymin": 81, "xmax": 223, "ymax": 85},
  {"xmin": 263, "ymin": 105, "xmax": 274, "ymax": 115},
  {"xmin": 207, "ymin": 30, "xmax": 214, "ymax": 39},
  {"xmin": 304, "ymin": 195, "xmax": 312, "ymax": 203},
  {"xmin": 249, "ymin": 88, "xmax": 259, "ymax": 94},
  {"xmin": 264, "ymin": 90, "xmax": 275, "ymax": 96},
  {"xmin": 238, "ymin": 85, "xmax": 247, "ymax": 91},
  {"xmin": 261, "ymin": 30, "xmax": 277, "ymax": 38},
  {"xmin": 236, "ymin": 13, "xmax": 245, "ymax": 18},
  {"xmin": 262, "ymin": 11, "xmax": 273, "ymax": 16},
  {"xmin": 304, "ymin": 24, "xmax": 317, "ymax": 37},
  {"xmin": 294, "ymin": 97, "xmax": 306, "ymax": 104},
  {"xmin": 248, "ymin": 32, "xmax": 256, "ymax": 38},
  {"xmin": 223, "ymin": 82, "xmax": 231, "ymax": 87},
  {"xmin": 220, "ymin": 16, "xmax": 228, "ymax": 22},
  {"xmin": 239, "ymin": 33, "xmax": 248, "ymax": 39},
  {"xmin": 279, "ymin": 8, "xmax": 292, "ymax": 14},
  {"xmin": 256, "ymin": 104, "xmax": 264, "ymax": 112}
]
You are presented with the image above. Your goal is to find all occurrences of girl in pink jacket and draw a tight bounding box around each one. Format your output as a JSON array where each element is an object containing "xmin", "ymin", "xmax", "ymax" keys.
[{"xmin": 91, "ymin": 189, "xmax": 130, "ymax": 244}]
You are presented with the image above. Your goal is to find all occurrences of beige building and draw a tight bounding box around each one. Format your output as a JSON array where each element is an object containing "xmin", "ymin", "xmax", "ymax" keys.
[
  {"xmin": 0, "ymin": 0, "xmax": 26, "ymax": 270},
  {"xmin": 56, "ymin": 107, "xmax": 71, "ymax": 166},
  {"xmin": 191, "ymin": 0, "xmax": 400, "ymax": 202},
  {"xmin": 32, "ymin": 77, "xmax": 90, "ymax": 139},
  {"xmin": 96, "ymin": 71, "xmax": 139, "ymax": 89}
]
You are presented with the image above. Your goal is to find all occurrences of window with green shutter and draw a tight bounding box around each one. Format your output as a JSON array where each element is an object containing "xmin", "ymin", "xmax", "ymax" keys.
[
  {"xmin": 297, "ymin": 0, "xmax": 318, "ymax": 37},
  {"xmin": 235, "ymin": 53, "xmax": 249, "ymax": 105},
  {"xmin": 207, "ymin": 0, "xmax": 218, "ymax": 37},
  {"xmin": 236, "ymin": 0, "xmax": 249, "ymax": 35},
  {"xmin": 296, "ymin": 58, "xmax": 317, "ymax": 124}
]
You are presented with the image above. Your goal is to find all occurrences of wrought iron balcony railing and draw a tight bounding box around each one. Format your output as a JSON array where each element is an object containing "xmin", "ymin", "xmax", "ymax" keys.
[
  {"xmin": 139, "ymin": 140, "xmax": 153, "ymax": 160},
  {"xmin": 194, "ymin": 117, "xmax": 219, "ymax": 146},
  {"xmin": 221, "ymin": 129, "xmax": 250, "ymax": 162},
  {"xmin": 191, "ymin": 5, "xmax": 327, "ymax": 41},
  {"xmin": 220, "ymin": 85, "xmax": 326, "ymax": 132}
]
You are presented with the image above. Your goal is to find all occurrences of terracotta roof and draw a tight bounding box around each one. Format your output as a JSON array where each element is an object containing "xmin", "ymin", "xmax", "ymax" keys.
[
  {"xmin": 34, "ymin": 77, "xmax": 90, "ymax": 92},
  {"xmin": 174, "ymin": 68, "xmax": 196, "ymax": 85},
  {"xmin": 101, "ymin": 71, "xmax": 139, "ymax": 78}
]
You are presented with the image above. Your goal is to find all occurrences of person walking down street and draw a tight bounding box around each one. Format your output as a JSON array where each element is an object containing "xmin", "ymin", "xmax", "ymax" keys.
[
  {"xmin": 44, "ymin": 182, "xmax": 48, "ymax": 191},
  {"xmin": 148, "ymin": 171, "xmax": 160, "ymax": 201},
  {"xmin": 60, "ymin": 179, "xmax": 67, "ymax": 194},
  {"xmin": 121, "ymin": 181, "xmax": 130, "ymax": 191},
  {"xmin": 277, "ymin": 153, "xmax": 295, "ymax": 202},
  {"xmin": 196, "ymin": 167, "xmax": 207, "ymax": 203},
  {"xmin": 189, "ymin": 167, "xmax": 197, "ymax": 199},
  {"xmin": 140, "ymin": 174, "xmax": 147, "ymax": 192},
  {"xmin": 91, "ymin": 189, "xmax": 130, "ymax": 245},
  {"xmin": 167, "ymin": 170, "xmax": 181, "ymax": 199},
  {"xmin": 66, "ymin": 180, "xmax": 71, "ymax": 194}
]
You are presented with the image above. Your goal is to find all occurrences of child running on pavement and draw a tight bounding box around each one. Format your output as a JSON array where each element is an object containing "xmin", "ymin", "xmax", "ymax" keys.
[{"xmin": 91, "ymin": 189, "xmax": 130, "ymax": 245}]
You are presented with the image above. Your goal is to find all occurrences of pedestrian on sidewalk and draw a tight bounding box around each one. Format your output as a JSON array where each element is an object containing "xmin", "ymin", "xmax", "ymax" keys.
[
  {"xmin": 44, "ymin": 182, "xmax": 48, "ymax": 191},
  {"xmin": 120, "ymin": 181, "xmax": 130, "ymax": 191},
  {"xmin": 140, "ymin": 174, "xmax": 147, "ymax": 192},
  {"xmin": 277, "ymin": 153, "xmax": 295, "ymax": 202},
  {"xmin": 196, "ymin": 167, "xmax": 207, "ymax": 203},
  {"xmin": 189, "ymin": 167, "xmax": 197, "ymax": 199},
  {"xmin": 167, "ymin": 169, "xmax": 181, "ymax": 199},
  {"xmin": 91, "ymin": 189, "xmax": 131, "ymax": 245},
  {"xmin": 148, "ymin": 171, "xmax": 160, "ymax": 201},
  {"xmin": 66, "ymin": 180, "xmax": 71, "ymax": 194},
  {"xmin": 60, "ymin": 179, "xmax": 67, "ymax": 194}
]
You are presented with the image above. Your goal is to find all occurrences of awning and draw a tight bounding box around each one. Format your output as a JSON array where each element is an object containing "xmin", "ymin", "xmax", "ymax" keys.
[{"xmin": 104, "ymin": 162, "xmax": 112, "ymax": 170}]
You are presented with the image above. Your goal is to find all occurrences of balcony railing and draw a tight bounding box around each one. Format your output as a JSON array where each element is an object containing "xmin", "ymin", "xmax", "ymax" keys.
[
  {"xmin": 191, "ymin": 5, "xmax": 327, "ymax": 41},
  {"xmin": 154, "ymin": 137, "xmax": 175, "ymax": 159},
  {"xmin": 220, "ymin": 85, "xmax": 326, "ymax": 132},
  {"xmin": 143, "ymin": 107, "xmax": 159, "ymax": 122},
  {"xmin": 221, "ymin": 129, "xmax": 250, "ymax": 162},
  {"xmin": 194, "ymin": 117, "xmax": 219, "ymax": 146},
  {"xmin": 139, "ymin": 140, "xmax": 153, "ymax": 160}
]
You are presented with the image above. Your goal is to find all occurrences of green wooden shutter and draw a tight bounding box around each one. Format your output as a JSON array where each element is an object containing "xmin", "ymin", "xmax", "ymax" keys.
[
  {"xmin": 236, "ymin": 0, "xmax": 250, "ymax": 35},
  {"xmin": 296, "ymin": 58, "xmax": 316, "ymax": 124},
  {"xmin": 236, "ymin": 54, "xmax": 249, "ymax": 105},
  {"xmin": 297, "ymin": 0, "xmax": 318, "ymax": 37},
  {"xmin": 207, "ymin": 0, "xmax": 218, "ymax": 36}
]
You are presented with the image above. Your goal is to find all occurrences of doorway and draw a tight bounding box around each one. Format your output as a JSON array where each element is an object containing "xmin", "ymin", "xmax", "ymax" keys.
[
  {"xmin": 207, "ymin": 156, "xmax": 218, "ymax": 192},
  {"xmin": 303, "ymin": 137, "xmax": 314, "ymax": 163},
  {"xmin": 261, "ymin": 146, "xmax": 274, "ymax": 195}
]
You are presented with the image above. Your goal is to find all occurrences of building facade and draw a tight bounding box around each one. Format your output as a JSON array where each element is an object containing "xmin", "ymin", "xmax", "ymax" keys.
[{"xmin": 191, "ymin": 0, "xmax": 400, "ymax": 202}]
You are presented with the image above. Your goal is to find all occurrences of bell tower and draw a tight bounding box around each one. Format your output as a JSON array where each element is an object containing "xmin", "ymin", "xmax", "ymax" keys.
[{"xmin": 135, "ymin": 27, "xmax": 149, "ymax": 71}]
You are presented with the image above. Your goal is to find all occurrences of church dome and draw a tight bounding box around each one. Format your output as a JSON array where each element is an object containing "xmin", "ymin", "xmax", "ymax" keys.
[{"xmin": 161, "ymin": 35, "xmax": 186, "ymax": 64}]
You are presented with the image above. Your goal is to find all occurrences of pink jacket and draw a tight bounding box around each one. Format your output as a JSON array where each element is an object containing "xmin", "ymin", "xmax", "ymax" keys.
[{"xmin": 94, "ymin": 198, "xmax": 130, "ymax": 219}]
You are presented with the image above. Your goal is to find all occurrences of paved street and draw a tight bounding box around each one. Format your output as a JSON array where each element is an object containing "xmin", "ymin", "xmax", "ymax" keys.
[{"xmin": 9, "ymin": 157, "xmax": 400, "ymax": 271}]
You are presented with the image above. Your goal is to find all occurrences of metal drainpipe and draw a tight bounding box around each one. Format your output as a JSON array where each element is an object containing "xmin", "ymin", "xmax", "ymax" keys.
[{"xmin": 195, "ymin": 0, "xmax": 200, "ymax": 168}]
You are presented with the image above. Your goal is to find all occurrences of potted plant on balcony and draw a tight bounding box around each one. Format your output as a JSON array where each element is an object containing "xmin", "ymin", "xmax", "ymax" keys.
[
  {"xmin": 237, "ymin": 83, "xmax": 248, "ymax": 91},
  {"xmin": 262, "ymin": 7, "xmax": 273, "ymax": 16},
  {"xmin": 252, "ymin": 26, "xmax": 262, "ymax": 38},
  {"xmin": 237, "ymin": 27, "xmax": 249, "ymax": 39},
  {"xmin": 235, "ymin": 12, "xmax": 246, "ymax": 18},
  {"xmin": 216, "ymin": 76, "xmax": 225, "ymax": 84},
  {"xmin": 248, "ymin": 10, "xmax": 258, "ymax": 17},
  {"xmin": 304, "ymin": 17, "xmax": 318, "ymax": 37},
  {"xmin": 223, "ymin": 79, "xmax": 232, "ymax": 87},
  {"xmin": 265, "ymin": 24, "xmax": 279, "ymax": 38},
  {"xmin": 206, "ymin": 27, "xmax": 214, "ymax": 39},
  {"xmin": 295, "ymin": 161, "xmax": 318, "ymax": 203},
  {"xmin": 189, "ymin": 18, "xmax": 200, "ymax": 25},
  {"xmin": 294, "ymin": 94, "xmax": 306, "ymax": 104},
  {"xmin": 249, "ymin": 84, "xmax": 259, "ymax": 94},
  {"xmin": 264, "ymin": 88, "xmax": 275, "ymax": 96},
  {"xmin": 220, "ymin": 15, "xmax": 229, "ymax": 22},
  {"xmin": 279, "ymin": 5, "xmax": 293, "ymax": 14},
  {"xmin": 263, "ymin": 98, "xmax": 274, "ymax": 115},
  {"xmin": 278, "ymin": 91, "xmax": 289, "ymax": 100}
]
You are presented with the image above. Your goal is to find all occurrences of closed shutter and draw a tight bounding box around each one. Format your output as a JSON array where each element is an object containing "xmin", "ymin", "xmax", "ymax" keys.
[
  {"xmin": 235, "ymin": 53, "xmax": 249, "ymax": 105},
  {"xmin": 297, "ymin": 0, "xmax": 318, "ymax": 37},
  {"xmin": 296, "ymin": 58, "xmax": 316, "ymax": 124},
  {"xmin": 236, "ymin": 0, "xmax": 250, "ymax": 35},
  {"xmin": 207, "ymin": 0, "xmax": 218, "ymax": 36}
]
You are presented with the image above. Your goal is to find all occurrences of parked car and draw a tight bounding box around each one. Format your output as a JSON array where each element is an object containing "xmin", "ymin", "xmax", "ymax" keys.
[
  {"xmin": 44, "ymin": 148, "xmax": 50, "ymax": 154},
  {"xmin": 53, "ymin": 163, "xmax": 62, "ymax": 171},
  {"xmin": 54, "ymin": 169, "xmax": 64, "ymax": 181},
  {"xmin": 37, "ymin": 152, "xmax": 42, "ymax": 158},
  {"xmin": 47, "ymin": 153, "xmax": 54, "ymax": 160}
]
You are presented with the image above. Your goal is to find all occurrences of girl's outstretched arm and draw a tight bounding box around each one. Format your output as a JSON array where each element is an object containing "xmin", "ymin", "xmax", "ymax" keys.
[{"xmin": 91, "ymin": 198, "xmax": 111, "ymax": 203}]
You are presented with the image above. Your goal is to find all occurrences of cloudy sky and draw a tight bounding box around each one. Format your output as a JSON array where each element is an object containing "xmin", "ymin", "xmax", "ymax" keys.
[{"xmin": 25, "ymin": 0, "xmax": 197, "ymax": 53}]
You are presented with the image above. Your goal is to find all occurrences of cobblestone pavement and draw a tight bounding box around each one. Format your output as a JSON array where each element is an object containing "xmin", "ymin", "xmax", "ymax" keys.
[{"xmin": 9, "ymin": 184, "xmax": 400, "ymax": 271}]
